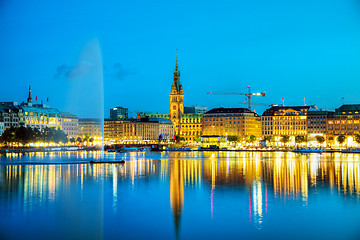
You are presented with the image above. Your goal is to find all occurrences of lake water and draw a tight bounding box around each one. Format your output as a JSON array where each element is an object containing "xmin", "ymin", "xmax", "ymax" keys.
[{"xmin": 1, "ymin": 151, "xmax": 360, "ymax": 240}]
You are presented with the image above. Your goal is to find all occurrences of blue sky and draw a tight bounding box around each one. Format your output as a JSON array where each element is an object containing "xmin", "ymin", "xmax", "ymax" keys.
[{"xmin": 1, "ymin": 0, "xmax": 360, "ymax": 117}]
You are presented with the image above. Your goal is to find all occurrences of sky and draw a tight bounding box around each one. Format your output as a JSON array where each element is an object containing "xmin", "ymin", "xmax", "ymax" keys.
[{"xmin": 1, "ymin": 0, "xmax": 360, "ymax": 118}]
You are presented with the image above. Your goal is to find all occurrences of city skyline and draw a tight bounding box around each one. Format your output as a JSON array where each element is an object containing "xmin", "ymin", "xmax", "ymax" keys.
[{"xmin": 1, "ymin": 0, "xmax": 360, "ymax": 118}]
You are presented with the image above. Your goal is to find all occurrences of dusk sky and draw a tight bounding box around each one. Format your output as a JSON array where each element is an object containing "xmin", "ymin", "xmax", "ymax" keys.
[{"xmin": 1, "ymin": 0, "xmax": 360, "ymax": 118}]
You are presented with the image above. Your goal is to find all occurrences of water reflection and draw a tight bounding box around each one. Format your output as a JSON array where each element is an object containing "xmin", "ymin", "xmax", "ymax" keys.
[{"xmin": 1, "ymin": 151, "xmax": 360, "ymax": 238}]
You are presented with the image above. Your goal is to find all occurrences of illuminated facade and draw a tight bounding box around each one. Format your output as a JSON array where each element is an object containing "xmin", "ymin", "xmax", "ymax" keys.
[
  {"xmin": 170, "ymin": 52, "xmax": 184, "ymax": 135},
  {"xmin": 122, "ymin": 118, "xmax": 175, "ymax": 143},
  {"xmin": 78, "ymin": 118, "xmax": 102, "ymax": 140},
  {"xmin": 22, "ymin": 104, "xmax": 62, "ymax": 131},
  {"xmin": 110, "ymin": 107, "xmax": 128, "ymax": 120},
  {"xmin": 202, "ymin": 108, "xmax": 261, "ymax": 141},
  {"xmin": 104, "ymin": 119, "xmax": 124, "ymax": 143},
  {"xmin": 326, "ymin": 104, "xmax": 360, "ymax": 146},
  {"xmin": 261, "ymin": 106, "xmax": 309, "ymax": 141}
]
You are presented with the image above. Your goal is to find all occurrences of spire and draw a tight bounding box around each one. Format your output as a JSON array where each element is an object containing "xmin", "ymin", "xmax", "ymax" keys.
[
  {"xmin": 171, "ymin": 49, "xmax": 182, "ymax": 94},
  {"xmin": 175, "ymin": 49, "xmax": 178, "ymax": 71},
  {"xmin": 27, "ymin": 83, "xmax": 33, "ymax": 103}
]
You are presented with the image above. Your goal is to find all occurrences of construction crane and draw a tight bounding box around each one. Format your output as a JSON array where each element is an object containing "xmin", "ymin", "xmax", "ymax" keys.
[{"xmin": 208, "ymin": 86, "xmax": 265, "ymax": 111}]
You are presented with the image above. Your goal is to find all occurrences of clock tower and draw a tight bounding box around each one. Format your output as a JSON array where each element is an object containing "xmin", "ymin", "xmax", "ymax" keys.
[{"xmin": 170, "ymin": 50, "xmax": 184, "ymax": 135}]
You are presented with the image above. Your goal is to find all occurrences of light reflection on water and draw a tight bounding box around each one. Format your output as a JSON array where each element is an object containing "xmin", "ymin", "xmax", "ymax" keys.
[{"xmin": 1, "ymin": 151, "xmax": 360, "ymax": 239}]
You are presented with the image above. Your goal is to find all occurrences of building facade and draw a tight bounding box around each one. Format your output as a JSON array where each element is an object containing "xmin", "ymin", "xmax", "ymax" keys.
[
  {"xmin": 110, "ymin": 107, "xmax": 128, "ymax": 120},
  {"xmin": 0, "ymin": 102, "xmax": 23, "ymax": 130},
  {"xmin": 202, "ymin": 108, "xmax": 261, "ymax": 142},
  {"xmin": 60, "ymin": 112, "xmax": 79, "ymax": 138},
  {"xmin": 170, "ymin": 53, "xmax": 184, "ymax": 135},
  {"xmin": 261, "ymin": 106, "xmax": 309, "ymax": 142},
  {"xmin": 326, "ymin": 104, "xmax": 360, "ymax": 146},
  {"xmin": 104, "ymin": 119, "xmax": 124, "ymax": 143},
  {"xmin": 78, "ymin": 118, "xmax": 102, "ymax": 140},
  {"xmin": 0, "ymin": 122, "xmax": 4, "ymax": 136}
]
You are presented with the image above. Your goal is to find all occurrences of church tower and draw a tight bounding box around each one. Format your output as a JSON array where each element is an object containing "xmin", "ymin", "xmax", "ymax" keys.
[
  {"xmin": 170, "ymin": 50, "xmax": 184, "ymax": 135},
  {"xmin": 27, "ymin": 83, "xmax": 33, "ymax": 103}
]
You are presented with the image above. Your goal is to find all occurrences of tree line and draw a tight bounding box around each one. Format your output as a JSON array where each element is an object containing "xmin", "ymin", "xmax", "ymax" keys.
[{"xmin": 0, "ymin": 126, "xmax": 68, "ymax": 146}]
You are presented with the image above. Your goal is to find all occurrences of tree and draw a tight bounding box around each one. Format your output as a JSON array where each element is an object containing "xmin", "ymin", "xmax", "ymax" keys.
[
  {"xmin": 337, "ymin": 135, "xmax": 346, "ymax": 146},
  {"xmin": 354, "ymin": 134, "xmax": 360, "ymax": 145},
  {"xmin": 315, "ymin": 135, "xmax": 325, "ymax": 145},
  {"xmin": 89, "ymin": 138, "xmax": 94, "ymax": 145},
  {"xmin": 281, "ymin": 135, "xmax": 290, "ymax": 146},
  {"xmin": 83, "ymin": 135, "xmax": 90, "ymax": 143},
  {"xmin": 248, "ymin": 135, "xmax": 256, "ymax": 143},
  {"xmin": 70, "ymin": 137, "xmax": 76, "ymax": 144},
  {"xmin": 295, "ymin": 135, "xmax": 307, "ymax": 146},
  {"xmin": 76, "ymin": 137, "xmax": 82, "ymax": 143},
  {"xmin": 194, "ymin": 135, "xmax": 201, "ymax": 143},
  {"xmin": 227, "ymin": 135, "xmax": 239, "ymax": 143}
]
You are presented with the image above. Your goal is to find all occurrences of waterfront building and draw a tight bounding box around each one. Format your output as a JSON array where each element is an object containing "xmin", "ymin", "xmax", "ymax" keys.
[
  {"xmin": 326, "ymin": 104, "xmax": 360, "ymax": 146},
  {"xmin": 202, "ymin": 108, "xmax": 261, "ymax": 143},
  {"xmin": 104, "ymin": 119, "xmax": 124, "ymax": 143},
  {"xmin": 60, "ymin": 112, "xmax": 79, "ymax": 138},
  {"xmin": 0, "ymin": 102, "xmax": 23, "ymax": 129},
  {"xmin": 22, "ymin": 104, "xmax": 62, "ymax": 131},
  {"xmin": 307, "ymin": 109, "xmax": 331, "ymax": 146},
  {"xmin": 262, "ymin": 105, "xmax": 309, "ymax": 145},
  {"xmin": 168, "ymin": 52, "xmax": 204, "ymax": 142},
  {"xmin": 122, "ymin": 117, "xmax": 175, "ymax": 143},
  {"xmin": 110, "ymin": 107, "xmax": 128, "ymax": 120},
  {"xmin": 170, "ymin": 52, "xmax": 184, "ymax": 136},
  {"xmin": 179, "ymin": 113, "xmax": 203, "ymax": 142},
  {"xmin": 78, "ymin": 118, "xmax": 102, "ymax": 140}
]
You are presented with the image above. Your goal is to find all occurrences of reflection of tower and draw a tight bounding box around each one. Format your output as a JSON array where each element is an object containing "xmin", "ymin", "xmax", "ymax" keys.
[
  {"xmin": 170, "ymin": 49, "xmax": 184, "ymax": 136},
  {"xmin": 170, "ymin": 159, "xmax": 184, "ymax": 239}
]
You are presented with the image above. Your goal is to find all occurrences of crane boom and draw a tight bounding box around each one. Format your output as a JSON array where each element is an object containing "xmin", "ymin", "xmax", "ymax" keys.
[{"xmin": 208, "ymin": 86, "xmax": 265, "ymax": 110}]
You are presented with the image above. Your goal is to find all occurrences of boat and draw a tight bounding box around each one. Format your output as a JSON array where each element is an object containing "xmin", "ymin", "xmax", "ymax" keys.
[
  {"xmin": 89, "ymin": 160, "xmax": 125, "ymax": 164},
  {"xmin": 341, "ymin": 148, "xmax": 360, "ymax": 153},
  {"xmin": 293, "ymin": 148, "xmax": 325, "ymax": 153}
]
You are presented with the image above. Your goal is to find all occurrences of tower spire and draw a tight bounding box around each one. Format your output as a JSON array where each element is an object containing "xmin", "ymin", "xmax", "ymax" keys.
[
  {"xmin": 27, "ymin": 82, "xmax": 33, "ymax": 103},
  {"xmin": 175, "ymin": 49, "xmax": 178, "ymax": 71}
]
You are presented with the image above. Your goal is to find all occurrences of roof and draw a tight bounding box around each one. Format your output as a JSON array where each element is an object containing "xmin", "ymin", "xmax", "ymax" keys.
[
  {"xmin": 262, "ymin": 106, "xmax": 310, "ymax": 116},
  {"xmin": 21, "ymin": 106, "xmax": 60, "ymax": 114},
  {"xmin": 335, "ymin": 104, "xmax": 360, "ymax": 113},
  {"xmin": 205, "ymin": 107, "xmax": 253, "ymax": 114}
]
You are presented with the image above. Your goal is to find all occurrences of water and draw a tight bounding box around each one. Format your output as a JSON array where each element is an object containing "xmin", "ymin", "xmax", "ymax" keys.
[{"xmin": 1, "ymin": 151, "xmax": 360, "ymax": 240}]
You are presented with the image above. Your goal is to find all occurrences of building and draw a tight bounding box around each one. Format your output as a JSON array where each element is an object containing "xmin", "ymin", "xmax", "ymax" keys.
[
  {"xmin": 169, "ymin": 52, "xmax": 184, "ymax": 135},
  {"xmin": 110, "ymin": 107, "xmax": 128, "ymax": 120},
  {"xmin": 104, "ymin": 119, "xmax": 124, "ymax": 143},
  {"xmin": 78, "ymin": 118, "xmax": 102, "ymax": 140},
  {"xmin": 60, "ymin": 112, "xmax": 79, "ymax": 138},
  {"xmin": 202, "ymin": 108, "xmax": 261, "ymax": 142},
  {"xmin": 122, "ymin": 120, "xmax": 137, "ymax": 142},
  {"xmin": 326, "ymin": 104, "xmax": 360, "ymax": 146},
  {"xmin": 179, "ymin": 113, "xmax": 203, "ymax": 142},
  {"xmin": 22, "ymin": 104, "xmax": 62, "ymax": 131},
  {"xmin": 0, "ymin": 102, "xmax": 23, "ymax": 130},
  {"xmin": 168, "ymin": 52, "xmax": 204, "ymax": 142},
  {"xmin": 262, "ymin": 105, "xmax": 310, "ymax": 144}
]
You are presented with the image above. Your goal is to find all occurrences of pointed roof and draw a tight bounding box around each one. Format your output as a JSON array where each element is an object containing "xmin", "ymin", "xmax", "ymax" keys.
[
  {"xmin": 27, "ymin": 83, "xmax": 33, "ymax": 103},
  {"xmin": 171, "ymin": 49, "xmax": 183, "ymax": 94}
]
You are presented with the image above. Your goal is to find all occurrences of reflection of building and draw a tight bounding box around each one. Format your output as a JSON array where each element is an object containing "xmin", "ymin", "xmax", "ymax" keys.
[
  {"xmin": 327, "ymin": 104, "xmax": 360, "ymax": 146},
  {"xmin": 202, "ymin": 108, "xmax": 261, "ymax": 141},
  {"xmin": 262, "ymin": 106, "xmax": 309, "ymax": 142},
  {"xmin": 110, "ymin": 107, "xmax": 128, "ymax": 120},
  {"xmin": 170, "ymin": 159, "xmax": 184, "ymax": 238},
  {"xmin": 79, "ymin": 118, "xmax": 102, "ymax": 140},
  {"xmin": 60, "ymin": 112, "xmax": 79, "ymax": 138}
]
